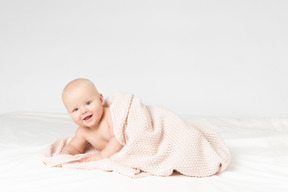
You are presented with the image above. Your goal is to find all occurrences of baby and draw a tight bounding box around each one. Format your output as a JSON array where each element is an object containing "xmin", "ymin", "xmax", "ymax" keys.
[
  {"xmin": 47, "ymin": 77, "xmax": 231, "ymax": 177},
  {"xmin": 60, "ymin": 78, "xmax": 123, "ymax": 161}
]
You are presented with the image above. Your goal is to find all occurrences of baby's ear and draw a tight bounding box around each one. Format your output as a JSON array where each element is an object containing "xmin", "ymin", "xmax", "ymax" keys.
[{"xmin": 99, "ymin": 94, "xmax": 105, "ymax": 105}]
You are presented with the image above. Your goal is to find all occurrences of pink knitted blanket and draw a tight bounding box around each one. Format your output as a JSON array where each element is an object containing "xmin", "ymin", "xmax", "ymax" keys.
[{"xmin": 43, "ymin": 92, "xmax": 231, "ymax": 177}]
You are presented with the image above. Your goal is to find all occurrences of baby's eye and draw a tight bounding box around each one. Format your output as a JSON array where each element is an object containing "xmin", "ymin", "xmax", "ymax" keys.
[
  {"xmin": 86, "ymin": 101, "xmax": 91, "ymax": 105},
  {"xmin": 73, "ymin": 108, "xmax": 79, "ymax": 112}
]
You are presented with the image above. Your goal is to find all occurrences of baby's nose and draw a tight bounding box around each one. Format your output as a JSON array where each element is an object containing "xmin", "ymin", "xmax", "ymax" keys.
[{"xmin": 81, "ymin": 107, "xmax": 88, "ymax": 114}]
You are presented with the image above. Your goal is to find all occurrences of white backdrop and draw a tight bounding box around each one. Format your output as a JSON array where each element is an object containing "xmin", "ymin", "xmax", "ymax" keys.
[{"xmin": 0, "ymin": 0, "xmax": 287, "ymax": 117}]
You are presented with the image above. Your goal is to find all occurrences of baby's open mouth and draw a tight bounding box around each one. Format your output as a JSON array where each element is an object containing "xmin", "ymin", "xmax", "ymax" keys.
[{"xmin": 84, "ymin": 115, "xmax": 93, "ymax": 121}]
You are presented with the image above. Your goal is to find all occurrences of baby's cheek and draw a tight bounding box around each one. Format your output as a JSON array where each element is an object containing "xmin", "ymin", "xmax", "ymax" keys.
[{"xmin": 71, "ymin": 115, "xmax": 81, "ymax": 124}]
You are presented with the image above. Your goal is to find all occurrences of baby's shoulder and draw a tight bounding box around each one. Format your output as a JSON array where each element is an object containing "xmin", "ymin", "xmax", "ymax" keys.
[{"xmin": 75, "ymin": 126, "xmax": 90, "ymax": 136}]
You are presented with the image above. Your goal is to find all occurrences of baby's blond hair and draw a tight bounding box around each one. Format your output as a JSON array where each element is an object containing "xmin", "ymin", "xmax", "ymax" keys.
[{"xmin": 62, "ymin": 78, "xmax": 99, "ymax": 101}]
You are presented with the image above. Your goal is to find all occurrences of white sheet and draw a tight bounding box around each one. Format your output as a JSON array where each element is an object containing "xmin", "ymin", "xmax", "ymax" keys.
[{"xmin": 1, "ymin": 112, "xmax": 288, "ymax": 192}]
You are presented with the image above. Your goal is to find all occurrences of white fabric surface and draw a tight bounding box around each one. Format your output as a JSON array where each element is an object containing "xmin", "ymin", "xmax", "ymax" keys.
[{"xmin": 0, "ymin": 112, "xmax": 288, "ymax": 192}]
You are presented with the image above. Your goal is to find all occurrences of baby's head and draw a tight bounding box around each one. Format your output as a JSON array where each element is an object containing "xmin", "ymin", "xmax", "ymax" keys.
[{"xmin": 62, "ymin": 78, "xmax": 105, "ymax": 128}]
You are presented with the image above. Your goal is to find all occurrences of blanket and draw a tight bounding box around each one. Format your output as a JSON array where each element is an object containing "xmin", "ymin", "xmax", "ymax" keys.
[{"xmin": 43, "ymin": 92, "xmax": 231, "ymax": 177}]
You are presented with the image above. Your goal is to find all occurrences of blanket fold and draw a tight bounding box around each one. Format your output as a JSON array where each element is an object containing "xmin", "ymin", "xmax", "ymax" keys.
[{"xmin": 43, "ymin": 92, "xmax": 231, "ymax": 177}]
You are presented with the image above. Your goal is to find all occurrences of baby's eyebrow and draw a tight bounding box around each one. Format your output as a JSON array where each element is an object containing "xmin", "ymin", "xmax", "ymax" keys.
[{"xmin": 84, "ymin": 97, "xmax": 94, "ymax": 102}]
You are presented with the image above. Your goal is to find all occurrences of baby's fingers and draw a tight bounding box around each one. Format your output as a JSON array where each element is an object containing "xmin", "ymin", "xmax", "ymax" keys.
[{"xmin": 80, "ymin": 155, "xmax": 92, "ymax": 162}]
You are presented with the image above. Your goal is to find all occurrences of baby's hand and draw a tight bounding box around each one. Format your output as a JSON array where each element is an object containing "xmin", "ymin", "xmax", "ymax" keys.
[{"xmin": 80, "ymin": 153, "xmax": 102, "ymax": 162}]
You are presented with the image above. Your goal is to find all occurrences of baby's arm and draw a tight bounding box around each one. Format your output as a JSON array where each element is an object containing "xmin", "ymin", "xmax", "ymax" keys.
[
  {"xmin": 61, "ymin": 128, "xmax": 87, "ymax": 155},
  {"xmin": 82, "ymin": 128, "xmax": 123, "ymax": 161},
  {"xmin": 82, "ymin": 136, "xmax": 123, "ymax": 161},
  {"xmin": 100, "ymin": 136, "xmax": 123, "ymax": 158}
]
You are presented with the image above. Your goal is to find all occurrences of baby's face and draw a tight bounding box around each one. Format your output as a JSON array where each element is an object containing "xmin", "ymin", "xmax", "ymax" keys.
[{"xmin": 63, "ymin": 84, "xmax": 105, "ymax": 128}]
